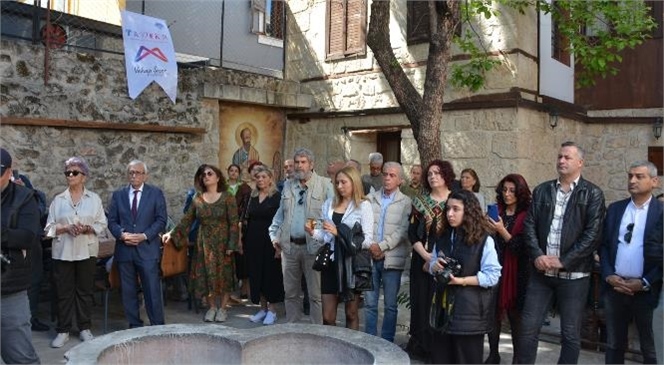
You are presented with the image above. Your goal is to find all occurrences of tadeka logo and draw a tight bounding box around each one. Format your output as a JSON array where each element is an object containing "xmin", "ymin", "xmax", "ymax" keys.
[
  {"xmin": 135, "ymin": 46, "xmax": 168, "ymax": 62},
  {"xmin": 124, "ymin": 23, "xmax": 169, "ymax": 42}
]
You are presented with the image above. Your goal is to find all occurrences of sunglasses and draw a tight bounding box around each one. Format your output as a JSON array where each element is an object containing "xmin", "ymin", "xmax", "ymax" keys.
[
  {"xmin": 64, "ymin": 170, "xmax": 85, "ymax": 177},
  {"xmin": 298, "ymin": 189, "xmax": 306, "ymax": 205},
  {"xmin": 203, "ymin": 171, "xmax": 216, "ymax": 177},
  {"xmin": 624, "ymin": 223, "xmax": 634, "ymax": 244}
]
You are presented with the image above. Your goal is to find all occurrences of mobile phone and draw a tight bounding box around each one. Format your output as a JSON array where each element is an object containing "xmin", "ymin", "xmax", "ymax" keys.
[
  {"xmin": 12, "ymin": 169, "xmax": 19, "ymax": 180},
  {"xmin": 487, "ymin": 204, "xmax": 499, "ymax": 221}
]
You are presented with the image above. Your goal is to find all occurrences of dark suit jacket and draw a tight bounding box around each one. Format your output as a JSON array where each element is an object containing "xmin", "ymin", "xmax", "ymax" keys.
[
  {"xmin": 108, "ymin": 184, "xmax": 167, "ymax": 262},
  {"xmin": 600, "ymin": 196, "xmax": 663, "ymax": 307}
]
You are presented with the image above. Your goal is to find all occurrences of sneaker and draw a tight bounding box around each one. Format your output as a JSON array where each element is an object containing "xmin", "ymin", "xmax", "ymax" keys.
[
  {"xmin": 249, "ymin": 309, "xmax": 267, "ymax": 323},
  {"xmin": 262, "ymin": 311, "xmax": 277, "ymax": 325},
  {"xmin": 215, "ymin": 309, "xmax": 228, "ymax": 322},
  {"xmin": 50, "ymin": 332, "xmax": 70, "ymax": 348},
  {"xmin": 79, "ymin": 329, "xmax": 94, "ymax": 342},
  {"xmin": 204, "ymin": 308, "xmax": 217, "ymax": 322}
]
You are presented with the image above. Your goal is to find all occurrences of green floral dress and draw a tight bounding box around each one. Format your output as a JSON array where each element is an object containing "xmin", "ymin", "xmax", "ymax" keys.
[{"xmin": 171, "ymin": 192, "xmax": 239, "ymax": 299}]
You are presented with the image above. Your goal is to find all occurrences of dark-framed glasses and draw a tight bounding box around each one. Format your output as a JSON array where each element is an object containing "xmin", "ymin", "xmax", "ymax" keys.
[
  {"xmin": 64, "ymin": 170, "xmax": 84, "ymax": 177},
  {"xmin": 128, "ymin": 170, "xmax": 145, "ymax": 176},
  {"xmin": 624, "ymin": 223, "xmax": 634, "ymax": 244},
  {"xmin": 298, "ymin": 189, "xmax": 306, "ymax": 205}
]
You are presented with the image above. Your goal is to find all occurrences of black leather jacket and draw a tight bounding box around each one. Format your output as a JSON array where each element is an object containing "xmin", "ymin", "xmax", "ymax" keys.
[{"xmin": 523, "ymin": 177, "xmax": 605, "ymax": 273}]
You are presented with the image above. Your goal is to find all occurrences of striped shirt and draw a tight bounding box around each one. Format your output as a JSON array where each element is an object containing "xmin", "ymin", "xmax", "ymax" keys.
[{"xmin": 545, "ymin": 177, "xmax": 590, "ymax": 280}]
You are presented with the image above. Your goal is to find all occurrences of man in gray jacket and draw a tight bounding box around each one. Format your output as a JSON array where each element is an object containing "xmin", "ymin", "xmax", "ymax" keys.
[
  {"xmin": 269, "ymin": 148, "xmax": 334, "ymax": 324},
  {"xmin": 364, "ymin": 161, "xmax": 412, "ymax": 342}
]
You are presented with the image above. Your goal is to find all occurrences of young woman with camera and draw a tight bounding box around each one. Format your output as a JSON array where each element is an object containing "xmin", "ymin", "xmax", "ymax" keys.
[{"xmin": 428, "ymin": 189, "xmax": 502, "ymax": 364}]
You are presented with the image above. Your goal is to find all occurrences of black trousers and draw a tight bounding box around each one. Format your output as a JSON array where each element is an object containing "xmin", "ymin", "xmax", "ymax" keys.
[
  {"xmin": 430, "ymin": 332, "xmax": 484, "ymax": 364},
  {"xmin": 604, "ymin": 289, "xmax": 657, "ymax": 364},
  {"xmin": 53, "ymin": 258, "xmax": 96, "ymax": 333}
]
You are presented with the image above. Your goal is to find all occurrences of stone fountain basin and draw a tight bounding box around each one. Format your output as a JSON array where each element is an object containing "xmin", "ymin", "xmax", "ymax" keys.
[{"xmin": 64, "ymin": 323, "xmax": 409, "ymax": 364}]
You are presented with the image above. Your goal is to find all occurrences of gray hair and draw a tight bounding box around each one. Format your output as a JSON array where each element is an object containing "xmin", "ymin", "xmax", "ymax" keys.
[
  {"xmin": 127, "ymin": 160, "xmax": 148, "ymax": 174},
  {"xmin": 346, "ymin": 159, "xmax": 362, "ymax": 173},
  {"xmin": 560, "ymin": 141, "xmax": 585, "ymax": 160},
  {"xmin": 250, "ymin": 165, "xmax": 277, "ymax": 198},
  {"xmin": 629, "ymin": 160, "xmax": 658, "ymax": 177},
  {"xmin": 383, "ymin": 161, "xmax": 405, "ymax": 180},
  {"xmin": 369, "ymin": 152, "xmax": 383, "ymax": 165},
  {"xmin": 64, "ymin": 156, "xmax": 90, "ymax": 176},
  {"xmin": 293, "ymin": 148, "xmax": 315, "ymax": 164}
]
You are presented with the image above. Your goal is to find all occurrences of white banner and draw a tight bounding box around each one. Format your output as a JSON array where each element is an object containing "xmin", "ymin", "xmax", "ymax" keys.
[{"xmin": 121, "ymin": 10, "xmax": 177, "ymax": 103}]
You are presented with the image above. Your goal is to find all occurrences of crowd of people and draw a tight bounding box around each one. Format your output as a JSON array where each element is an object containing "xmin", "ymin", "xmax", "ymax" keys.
[{"xmin": 1, "ymin": 142, "xmax": 663, "ymax": 364}]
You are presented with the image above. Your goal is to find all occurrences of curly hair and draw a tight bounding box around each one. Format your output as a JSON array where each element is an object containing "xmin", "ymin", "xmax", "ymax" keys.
[
  {"xmin": 422, "ymin": 159, "xmax": 456, "ymax": 192},
  {"xmin": 444, "ymin": 190, "xmax": 494, "ymax": 245},
  {"xmin": 494, "ymin": 174, "xmax": 532, "ymax": 214},
  {"xmin": 194, "ymin": 164, "xmax": 228, "ymax": 193}
]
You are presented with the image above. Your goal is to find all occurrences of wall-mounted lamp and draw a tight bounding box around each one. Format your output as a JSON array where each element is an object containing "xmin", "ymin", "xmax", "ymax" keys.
[
  {"xmin": 548, "ymin": 108, "xmax": 559, "ymax": 129},
  {"xmin": 654, "ymin": 117, "xmax": 663, "ymax": 140},
  {"xmin": 341, "ymin": 126, "xmax": 349, "ymax": 136}
]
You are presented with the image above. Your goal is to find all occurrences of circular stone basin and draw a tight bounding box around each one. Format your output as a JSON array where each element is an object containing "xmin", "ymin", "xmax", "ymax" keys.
[{"xmin": 64, "ymin": 324, "xmax": 409, "ymax": 364}]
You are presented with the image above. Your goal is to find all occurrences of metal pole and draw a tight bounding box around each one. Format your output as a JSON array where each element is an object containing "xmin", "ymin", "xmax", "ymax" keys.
[{"xmin": 44, "ymin": 0, "xmax": 51, "ymax": 85}]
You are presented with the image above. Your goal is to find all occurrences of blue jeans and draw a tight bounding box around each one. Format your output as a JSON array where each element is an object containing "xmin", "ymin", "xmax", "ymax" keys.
[
  {"xmin": 1, "ymin": 290, "xmax": 40, "ymax": 364},
  {"xmin": 364, "ymin": 260, "xmax": 402, "ymax": 342},
  {"xmin": 515, "ymin": 272, "xmax": 590, "ymax": 364}
]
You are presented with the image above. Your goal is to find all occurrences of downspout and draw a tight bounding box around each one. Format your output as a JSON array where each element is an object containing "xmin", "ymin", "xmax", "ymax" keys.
[
  {"xmin": 536, "ymin": 1, "xmax": 541, "ymax": 99},
  {"xmin": 220, "ymin": 0, "xmax": 225, "ymax": 67}
]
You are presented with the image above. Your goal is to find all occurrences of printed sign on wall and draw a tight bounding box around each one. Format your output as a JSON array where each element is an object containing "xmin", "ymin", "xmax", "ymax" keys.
[{"xmin": 121, "ymin": 10, "xmax": 178, "ymax": 103}]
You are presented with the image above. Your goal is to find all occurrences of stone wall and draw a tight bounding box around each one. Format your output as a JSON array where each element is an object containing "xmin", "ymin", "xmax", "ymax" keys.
[
  {"xmin": 0, "ymin": 40, "xmax": 310, "ymax": 221},
  {"xmin": 285, "ymin": 108, "xmax": 660, "ymax": 204}
]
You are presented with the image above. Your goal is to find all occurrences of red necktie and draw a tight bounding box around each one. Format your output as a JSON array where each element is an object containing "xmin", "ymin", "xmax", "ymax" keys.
[{"xmin": 131, "ymin": 190, "xmax": 139, "ymax": 218}]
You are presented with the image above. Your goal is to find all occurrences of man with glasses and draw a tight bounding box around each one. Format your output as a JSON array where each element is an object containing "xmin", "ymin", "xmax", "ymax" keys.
[
  {"xmin": 600, "ymin": 160, "xmax": 662, "ymax": 364},
  {"xmin": 108, "ymin": 160, "xmax": 167, "ymax": 328},
  {"xmin": 0, "ymin": 148, "xmax": 41, "ymax": 364},
  {"xmin": 515, "ymin": 141, "xmax": 605, "ymax": 364},
  {"xmin": 269, "ymin": 148, "xmax": 333, "ymax": 324}
]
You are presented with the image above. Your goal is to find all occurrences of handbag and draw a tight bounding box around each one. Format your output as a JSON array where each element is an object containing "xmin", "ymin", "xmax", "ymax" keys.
[
  {"xmin": 161, "ymin": 242, "xmax": 188, "ymax": 278},
  {"xmin": 312, "ymin": 243, "xmax": 332, "ymax": 272}
]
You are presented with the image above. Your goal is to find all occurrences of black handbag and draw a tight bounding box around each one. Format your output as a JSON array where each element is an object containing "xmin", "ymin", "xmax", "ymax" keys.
[{"xmin": 312, "ymin": 243, "xmax": 332, "ymax": 271}]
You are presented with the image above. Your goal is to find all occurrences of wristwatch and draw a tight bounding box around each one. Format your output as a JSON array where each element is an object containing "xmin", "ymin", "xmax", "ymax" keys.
[{"xmin": 641, "ymin": 278, "xmax": 651, "ymax": 292}]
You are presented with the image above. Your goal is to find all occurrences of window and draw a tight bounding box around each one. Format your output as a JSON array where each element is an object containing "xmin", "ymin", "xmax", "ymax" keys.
[
  {"xmin": 406, "ymin": 2, "xmax": 462, "ymax": 46},
  {"xmin": 551, "ymin": 1, "xmax": 571, "ymax": 66},
  {"xmin": 252, "ymin": 0, "xmax": 284, "ymax": 40},
  {"xmin": 325, "ymin": 0, "xmax": 367, "ymax": 60}
]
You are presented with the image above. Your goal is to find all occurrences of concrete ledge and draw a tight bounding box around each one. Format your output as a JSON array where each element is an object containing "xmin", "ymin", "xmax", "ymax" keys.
[
  {"xmin": 65, "ymin": 323, "xmax": 409, "ymax": 364},
  {"xmin": 203, "ymin": 83, "xmax": 313, "ymax": 109}
]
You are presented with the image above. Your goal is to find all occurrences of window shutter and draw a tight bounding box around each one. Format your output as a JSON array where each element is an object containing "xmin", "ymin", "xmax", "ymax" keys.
[
  {"xmin": 407, "ymin": 1, "xmax": 430, "ymax": 45},
  {"xmin": 345, "ymin": 0, "xmax": 366, "ymax": 55},
  {"xmin": 327, "ymin": 0, "xmax": 346, "ymax": 58},
  {"xmin": 252, "ymin": 0, "xmax": 266, "ymax": 12}
]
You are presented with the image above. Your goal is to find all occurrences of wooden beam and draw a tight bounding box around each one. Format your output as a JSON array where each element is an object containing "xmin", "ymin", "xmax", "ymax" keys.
[{"xmin": 1, "ymin": 116, "xmax": 207, "ymax": 134}]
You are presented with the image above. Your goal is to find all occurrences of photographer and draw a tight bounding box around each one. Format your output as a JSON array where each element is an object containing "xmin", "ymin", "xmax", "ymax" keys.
[
  {"xmin": 427, "ymin": 190, "xmax": 501, "ymax": 364},
  {"xmin": 1, "ymin": 148, "xmax": 41, "ymax": 364}
]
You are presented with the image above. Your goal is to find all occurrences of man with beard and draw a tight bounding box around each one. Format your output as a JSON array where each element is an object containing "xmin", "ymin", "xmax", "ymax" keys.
[{"xmin": 269, "ymin": 148, "xmax": 333, "ymax": 324}]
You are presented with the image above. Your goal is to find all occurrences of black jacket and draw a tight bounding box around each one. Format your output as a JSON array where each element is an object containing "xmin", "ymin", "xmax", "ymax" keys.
[
  {"xmin": 523, "ymin": 177, "xmax": 605, "ymax": 273},
  {"xmin": 1, "ymin": 182, "xmax": 41, "ymax": 296}
]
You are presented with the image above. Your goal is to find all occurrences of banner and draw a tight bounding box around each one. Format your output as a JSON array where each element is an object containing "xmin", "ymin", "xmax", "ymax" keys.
[{"xmin": 121, "ymin": 11, "xmax": 177, "ymax": 103}]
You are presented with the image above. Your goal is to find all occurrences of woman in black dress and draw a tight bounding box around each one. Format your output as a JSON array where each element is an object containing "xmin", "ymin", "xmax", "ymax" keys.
[
  {"xmin": 406, "ymin": 160, "xmax": 456, "ymax": 361},
  {"xmin": 244, "ymin": 165, "xmax": 284, "ymax": 325}
]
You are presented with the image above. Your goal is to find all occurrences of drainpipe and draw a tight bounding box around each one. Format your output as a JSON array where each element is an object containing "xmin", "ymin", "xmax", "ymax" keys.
[{"xmin": 220, "ymin": 0, "xmax": 225, "ymax": 67}]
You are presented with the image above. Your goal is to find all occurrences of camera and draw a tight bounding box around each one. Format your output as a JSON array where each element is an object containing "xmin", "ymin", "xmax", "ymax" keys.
[{"xmin": 434, "ymin": 253, "xmax": 462, "ymax": 286}]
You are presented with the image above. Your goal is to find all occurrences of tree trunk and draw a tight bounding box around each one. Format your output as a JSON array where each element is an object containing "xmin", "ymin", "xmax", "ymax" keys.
[{"xmin": 367, "ymin": 0, "xmax": 458, "ymax": 167}]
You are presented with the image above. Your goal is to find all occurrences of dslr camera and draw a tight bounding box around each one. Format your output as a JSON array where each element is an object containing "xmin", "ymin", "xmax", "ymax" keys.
[{"xmin": 434, "ymin": 252, "xmax": 462, "ymax": 286}]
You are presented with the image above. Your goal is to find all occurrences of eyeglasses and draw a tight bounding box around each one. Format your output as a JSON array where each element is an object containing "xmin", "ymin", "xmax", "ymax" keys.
[
  {"xmin": 128, "ymin": 171, "xmax": 145, "ymax": 176},
  {"xmin": 64, "ymin": 170, "xmax": 85, "ymax": 177},
  {"xmin": 298, "ymin": 189, "xmax": 306, "ymax": 205},
  {"xmin": 624, "ymin": 223, "xmax": 634, "ymax": 244},
  {"xmin": 203, "ymin": 171, "xmax": 215, "ymax": 177}
]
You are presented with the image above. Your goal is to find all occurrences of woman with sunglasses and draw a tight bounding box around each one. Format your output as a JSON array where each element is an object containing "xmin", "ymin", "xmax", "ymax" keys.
[
  {"xmin": 244, "ymin": 166, "xmax": 284, "ymax": 325},
  {"xmin": 428, "ymin": 189, "xmax": 501, "ymax": 364},
  {"xmin": 163, "ymin": 164, "xmax": 239, "ymax": 322},
  {"xmin": 45, "ymin": 157, "xmax": 107, "ymax": 348},
  {"xmin": 306, "ymin": 166, "xmax": 373, "ymax": 329},
  {"xmin": 484, "ymin": 174, "xmax": 532, "ymax": 364}
]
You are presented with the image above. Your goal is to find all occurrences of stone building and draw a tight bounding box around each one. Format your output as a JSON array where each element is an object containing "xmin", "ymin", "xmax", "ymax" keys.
[{"xmin": 285, "ymin": 0, "xmax": 663, "ymax": 203}]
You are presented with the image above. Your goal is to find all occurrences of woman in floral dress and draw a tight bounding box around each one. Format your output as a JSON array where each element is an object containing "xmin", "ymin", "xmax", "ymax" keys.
[{"xmin": 163, "ymin": 164, "xmax": 239, "ymax": 322}]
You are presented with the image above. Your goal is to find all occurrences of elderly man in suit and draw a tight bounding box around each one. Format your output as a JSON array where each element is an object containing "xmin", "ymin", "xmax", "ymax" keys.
[
  {"xmin": 600, "ymin": 160, "xmax": 663, "ymax": 364},
  {"xmin": 108, "ymin": 160, "xmax": 167, "ymax": 328}
]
